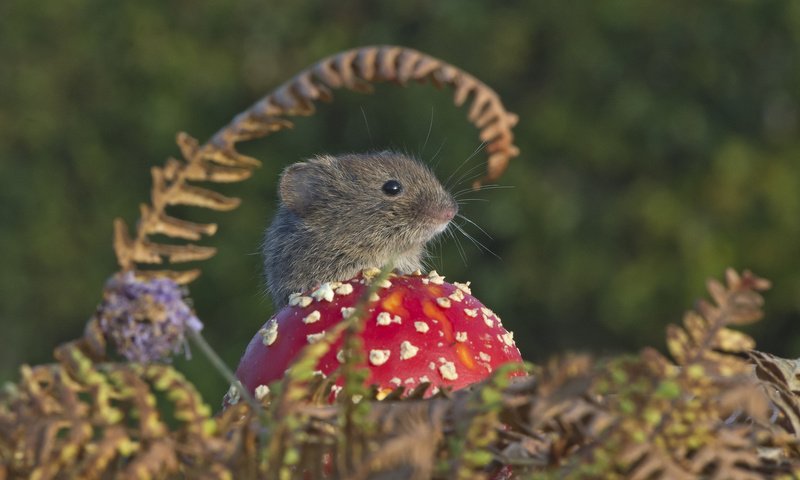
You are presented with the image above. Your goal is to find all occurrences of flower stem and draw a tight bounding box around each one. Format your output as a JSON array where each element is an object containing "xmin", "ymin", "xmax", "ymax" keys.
[{"xmin": 187, "ymin": 328, "xmax": 260, "ymax": 411}]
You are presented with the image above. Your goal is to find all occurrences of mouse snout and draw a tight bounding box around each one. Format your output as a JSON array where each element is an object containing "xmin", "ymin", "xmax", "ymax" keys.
[
  {"xmin": 427, "ymin": 199, "xmax": 458, "ymax": 223},
  {"xmin": 439, "ymin": 204, "xmax": 457, "ymax": 222}
]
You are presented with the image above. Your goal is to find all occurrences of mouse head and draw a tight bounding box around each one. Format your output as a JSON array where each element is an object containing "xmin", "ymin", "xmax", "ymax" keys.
[{"xmin": 278, "ymin": 151, "xmax": 457, "ymax": 255}]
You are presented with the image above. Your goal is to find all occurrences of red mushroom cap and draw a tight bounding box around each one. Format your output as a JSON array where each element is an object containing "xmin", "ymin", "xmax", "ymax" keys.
[{"xmin": 232, "ymin": 269, "xmax": 523, "ymax": 403}]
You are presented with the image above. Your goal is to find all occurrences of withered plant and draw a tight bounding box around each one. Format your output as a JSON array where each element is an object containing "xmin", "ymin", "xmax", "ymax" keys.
[{"xmin": 1, "ymin": 46, "xmax": 798, "ymax": 480}]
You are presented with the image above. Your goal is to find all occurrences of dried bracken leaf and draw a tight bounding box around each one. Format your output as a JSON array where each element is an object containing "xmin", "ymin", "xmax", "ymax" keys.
[
  {"xmin": 666, "ymin": 269, "xmax": 768, "ymax": 376},
  {"xmin": 134, "ymin": 268, "xmax": 202, "ymax": 285},
  {"xmin": 4, "ymin": 290, "xmax": 800, "ymax": 480},
  {"xmin": 139, "ymin": 204, "xmax": 218, "ymax": 241},
  {"xmin": 209, "ymin": 45, "xmax": 519, "ymax": 187},
  {"xmin": 576, "ymin": 270, "xmax": 794, "ymax": 480},
  {"xmin": 138, "ymin": 239, "xmax": 218, "ymax": 264},
  {"xmin": 747, "ymin": 350, "xmax": 800, "ymax": 436}
]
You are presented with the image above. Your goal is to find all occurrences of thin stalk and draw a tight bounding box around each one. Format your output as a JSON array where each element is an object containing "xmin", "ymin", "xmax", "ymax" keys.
[{"xmin": 187, "ymin": 328, "xmax": 260, "ymax": 411}]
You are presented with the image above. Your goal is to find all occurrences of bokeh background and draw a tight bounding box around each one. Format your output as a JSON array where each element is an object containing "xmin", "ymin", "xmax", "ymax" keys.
[{"xmin": 3, "ymin": 0, "xmax": 799, "ymax": 400}]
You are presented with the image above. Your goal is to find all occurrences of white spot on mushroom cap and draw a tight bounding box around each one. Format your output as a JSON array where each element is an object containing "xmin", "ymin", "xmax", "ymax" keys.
[
  {"xmin": 439, "ymin": 362, "xmax": 458, "ymax": 380},
  {"xmin": 428, "ymin": 362, "xmax": 436, "ymax": 370},
  {"xmin": 399, "ymin": 341, "xmax": 419, "ymax": 360},
  {"xmin": 369, "ymin": 349, "xmax": 391, "ymax": 366},
  {"xmin": 436, "ymin": 297, "xmax": 452, "ymax": 308},
  {"xmin": 414, "ymin": 321, "xmax": 430, "ymax": 333},
  {"xmin": 390, "ymin": 377, "xmax": 402, "ymax": 386},
  {"xmin": 453, "ymin": 281, "xmax": 472, "ymax": 295},
  {"xmin": 377, "ymin": 312, "xmax": 392, "ymax": 325},
  {"xmin": 302, "ymin": 310, "xmax": 321, "ymax": 324},
  {"xmin": 448, "ymin": 289, "xmax": 465, "ymax": 302},
  {"xmin": 419, "ymin": 375, "xmax": 430, "ymax": 383},
  {"xmin": 500, "ymin": 331, "xmax": 515, "ymax": 346},
  {"xmin": 335, "ymin": 283, "xmax": 354, "ymax": 295},
  {"xmin": 479, "ymin": 351, "xmax": 492, "ymax": 362},
  {"xmin": 341, "ymin": 307, "xmax": 356, "ymax": 319},
  {"xmin": 254, "ymin": 384, "xmax": 270, "ymax": 400},
  {"xmin": 289, "ymin": 294, "xmax": 312, "ymax": 307},
  {"xmin": 378, "ymin": 278, "xmax": 392, "ymax": 288},
  {"xmin": 336, "ymin": 350, "xmax": 345, "ymax": 363},
  {"xmin": 404, "ymin": 377, "xmax": 416, "ymax": 384},
  {"xmin": 481, "ymin": 307, "xmax": 494, "ymax": 318},
  {"xmin": 464, "ymin": 308, "xmax": 478, "ymax": 318},
  {"xmin": 312, "ymin": 283, "xmax": 335, "ymax": 302},
  {"xmin": 427, "ymin": 270, "xmax": 446, "ymax": 284},
  {"xmin": 376, "ymin": 311, "xmax": 401, "ymax": 326},
  {"xmin": 483, "ymin": 315, "xmax": 494, "ymax": 328},
  {"xmin": 369, "ymin": 292, "xmax": 380, "ymax": 302},
  {"xmin": 455, "ymin": 331, "xmax": 468, "ymax": 342},
  {"xmin": 259, "ymin": 319, "xmax": 278, "ymax": 346},
  {"xmin": 307, "ymin": 332, "xmax": 325, "ymax": 343}
]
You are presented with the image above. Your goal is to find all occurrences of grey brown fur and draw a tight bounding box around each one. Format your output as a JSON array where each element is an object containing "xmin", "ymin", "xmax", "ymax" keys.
[{"xmin": 263, "ymin": 151, "xmax": 457, "ymax": 307}]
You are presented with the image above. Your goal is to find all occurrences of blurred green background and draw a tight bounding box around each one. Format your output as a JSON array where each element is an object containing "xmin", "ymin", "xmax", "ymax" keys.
[{"xmin": 2, "ymin": 0, "xmax": 799, "ymax": 401}]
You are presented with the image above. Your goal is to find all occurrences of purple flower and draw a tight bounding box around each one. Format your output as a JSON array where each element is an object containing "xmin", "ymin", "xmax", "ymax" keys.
[{"xmin": 96, "ymin": 272, "xmax": 203, "ymax": 363}]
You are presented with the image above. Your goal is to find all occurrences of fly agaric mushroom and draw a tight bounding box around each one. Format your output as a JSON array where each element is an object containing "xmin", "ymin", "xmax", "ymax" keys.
[{"xmin": 231, "ymin": 269, "xmax": 523, "ymax": 404}]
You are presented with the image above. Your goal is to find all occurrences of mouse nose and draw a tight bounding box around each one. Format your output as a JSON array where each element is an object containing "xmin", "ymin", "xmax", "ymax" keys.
[
  {"xmin": 435, "ymin": 199, "xmax": 458, "ymax": 222},
  {"xmin": 424, "ymin": 198, "xmax": 458, "ymax": 223},
  {"xmin": 440, "ymin": 205, "xmax": 457, "ymax": 222}
]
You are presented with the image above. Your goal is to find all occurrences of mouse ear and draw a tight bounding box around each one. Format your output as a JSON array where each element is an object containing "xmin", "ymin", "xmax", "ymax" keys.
[{"xmin": 278, "ymin": 162, "xmax": 316, "ymax": 215}]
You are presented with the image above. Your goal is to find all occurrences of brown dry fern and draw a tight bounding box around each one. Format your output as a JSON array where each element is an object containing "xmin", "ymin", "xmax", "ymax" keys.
[
  {"xmin": 0, "ymin": 322, "xmax": 262, "ymax": 480},
  {"xmin": 4, "ymin": 270, "xmax": 800, "ymax": 479},
  {"xmin": 113, "ymin": 45, "xmax": 520, "ymax": 284},
  {"xmin": 596, "ymin": 270, "xmax": 787, "ymax": 479},
  {"xmin": 747, "ymin": 350, "xmax": 800, "ymax": 438}
]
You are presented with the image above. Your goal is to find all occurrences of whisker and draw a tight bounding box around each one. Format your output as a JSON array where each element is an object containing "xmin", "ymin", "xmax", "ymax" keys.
[
  {"xmin": 446, "ymin": 225, "xmax": 468, "ymax": 266},
  {"xmin": 452, "ymin": 222, "xmax": 501, "ymax": 260},
  {"xmin": 360, "ymin": 106, "xmax": 373, "ymax": 147},
  {"xmin": 452, "ymin": 162, "xmax": 498, "ymax": 187},
  {"xmin": 431, "ymin": 138, "xmax": 448, "ymax": 169},
  {"xmin": 420, "ymin": 106, "xmax": 434, "ymax": 157},
  {"xmin": 450, "ymin": 160, "xmax": 489, "ymax": 189},
  {"xmin": 453, "ymin": 184, "xmax": 515, "ymax": 197},
  {"xmin": 444, "ymin": 141, "xmax": 488, "ymax": 189},
  {"xmin": 456, "ymin": 213, "xmax": 493, "ymax": 240}
]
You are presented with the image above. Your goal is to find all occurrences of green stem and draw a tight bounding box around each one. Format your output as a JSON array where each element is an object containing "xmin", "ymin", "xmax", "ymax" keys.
[{"xmin": 187, "ymin": 328, "xmax": 260, "ymax": 411}]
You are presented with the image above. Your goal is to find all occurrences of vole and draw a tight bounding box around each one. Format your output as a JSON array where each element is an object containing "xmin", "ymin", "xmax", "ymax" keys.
[{"xmin": 263, "ymin": 151, "xmax": 458, "ymax": 307}]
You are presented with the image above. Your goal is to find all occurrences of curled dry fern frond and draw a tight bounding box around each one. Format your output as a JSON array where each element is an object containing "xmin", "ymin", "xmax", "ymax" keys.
[{"xmin": 113, "ymin": 45, "xmax": 520, "ymax": 284}]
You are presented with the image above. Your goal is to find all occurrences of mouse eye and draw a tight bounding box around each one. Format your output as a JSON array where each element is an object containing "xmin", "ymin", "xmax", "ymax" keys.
[{"xmin": 382, "ymin": 179, "xmax": 403, "ymax": 196}]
